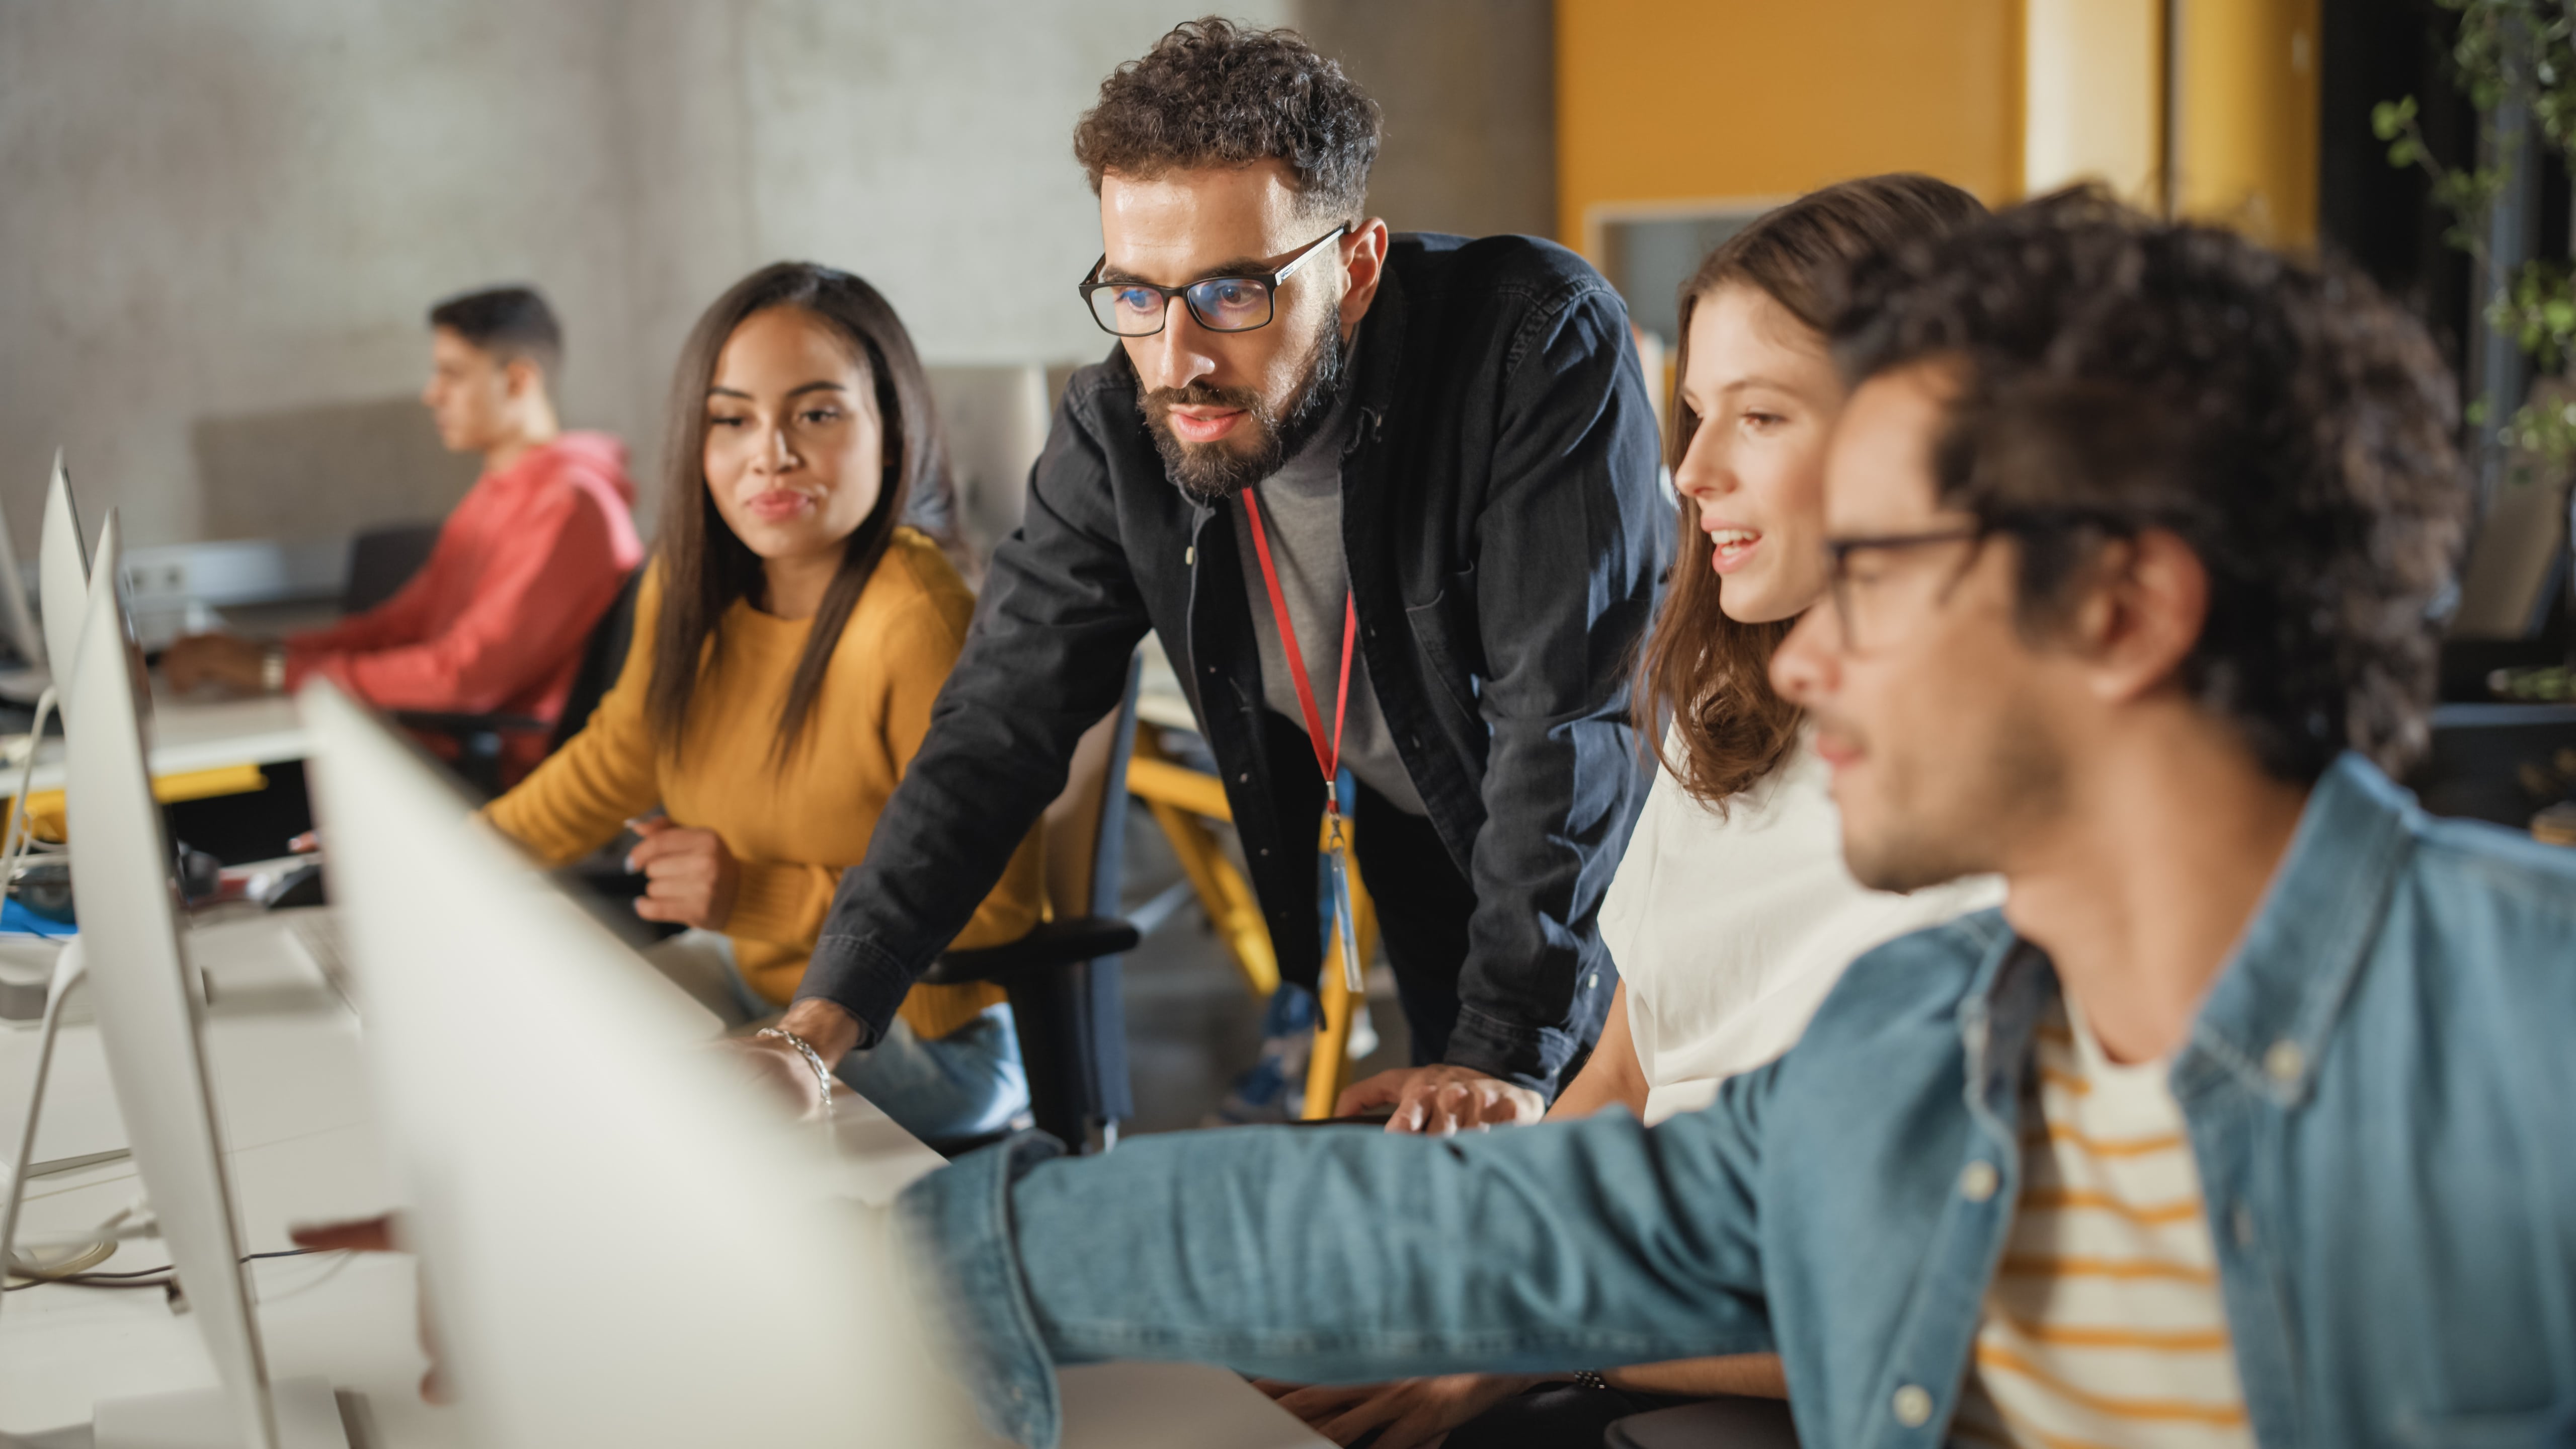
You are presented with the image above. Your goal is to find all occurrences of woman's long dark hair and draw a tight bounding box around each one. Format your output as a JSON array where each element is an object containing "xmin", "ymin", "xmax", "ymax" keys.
[
  {"xmin": 1637, "ymin": 174, "xmax": 1987, "ymax": 808},
  {"xmin": 646, "ymin": 262, "xmax": 955, "ymax": 765}
]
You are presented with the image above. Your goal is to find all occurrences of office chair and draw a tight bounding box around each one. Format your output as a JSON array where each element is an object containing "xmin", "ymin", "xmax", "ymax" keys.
[
  {"xmin": 391, "ymin": 569, "xmax": 640, "ymax": 797},
  {"xmin": 342, "ymin": 521, "xmax": 444, "ymax": 615},
  {"xmin": 916, "ymin": 652, "xmax": 1145, "ymax": 1153}
]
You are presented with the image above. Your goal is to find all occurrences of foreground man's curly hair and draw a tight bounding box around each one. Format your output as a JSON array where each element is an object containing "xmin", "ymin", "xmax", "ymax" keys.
[
  {"xmin": 1835, "ymin": 187, "xmax": 2468, "ymax": 782},
  {"xmin": 1072, "ymin": 16, "xmax": 1381, "ymax": 220}
]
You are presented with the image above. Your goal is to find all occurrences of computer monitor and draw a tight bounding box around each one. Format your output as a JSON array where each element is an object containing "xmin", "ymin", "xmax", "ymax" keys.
[
  {"xmin": 0, "ymin": 453, "xmax": 52, "ymax": 696},
  {"xmin": 63, "ymin": 511, "xmax": 344, "ymax": 1449},
  {"xmin": 299, "ymin": 680, "xmax": 990, "ymax": 1447},
  {"xmin": 39, "ymin": 449, "xmax": 87, "ymax": 696}
]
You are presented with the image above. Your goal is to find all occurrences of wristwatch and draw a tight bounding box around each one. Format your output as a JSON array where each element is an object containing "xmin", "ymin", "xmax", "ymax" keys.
[{"xmin": 260, "ymin": 645, "xmax": 287, "ymax": 694}]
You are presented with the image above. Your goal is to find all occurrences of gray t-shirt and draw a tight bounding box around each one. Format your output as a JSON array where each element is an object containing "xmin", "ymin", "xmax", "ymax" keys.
[{"xmin": 1231, "ymin": 378, "xmax": 1429, "ymax": 818}]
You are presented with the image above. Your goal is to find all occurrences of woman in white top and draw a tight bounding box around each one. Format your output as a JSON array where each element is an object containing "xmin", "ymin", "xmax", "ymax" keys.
[{"xmin": 1269, "ymin": 174, "xmax": 2000, "ymax": 1449}]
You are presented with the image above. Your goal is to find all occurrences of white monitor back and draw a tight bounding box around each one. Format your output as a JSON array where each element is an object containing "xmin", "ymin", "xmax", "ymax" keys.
[
  {"xmin": 65, "ymin": 511, "xmax": 283, "ymax": 1449},
  {"xmin": 41, "ymin": 451, "xmax": 88, "ymax": 687},
  {"xmin": 299, "ymin": 681, "xmax": 990, "ymax": 1448}
]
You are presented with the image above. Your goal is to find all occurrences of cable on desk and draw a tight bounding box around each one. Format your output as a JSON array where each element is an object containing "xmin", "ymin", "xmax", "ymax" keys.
[{"xmin": 3, "ymin": 1246, "xmax": 327, "ymax": 1293}]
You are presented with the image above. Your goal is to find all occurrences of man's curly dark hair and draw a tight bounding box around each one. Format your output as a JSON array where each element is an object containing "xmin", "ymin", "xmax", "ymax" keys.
[
  {"xmin": 1834, "ymin": 188, "xmax": 2468, "ymax": 782},
  {"xmin": 1072, "ymin": 17, "xmax": 1381, "ymax": 220}
]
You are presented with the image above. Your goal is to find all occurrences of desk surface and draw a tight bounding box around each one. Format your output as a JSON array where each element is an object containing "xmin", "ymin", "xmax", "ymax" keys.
[
  {"xmin": 18, "ymin": 686, "xmax": 309, "ymax": 795},
  {"xmin": 0, "ymin": 915, "xmax": 1325, "ymax": 1447}
]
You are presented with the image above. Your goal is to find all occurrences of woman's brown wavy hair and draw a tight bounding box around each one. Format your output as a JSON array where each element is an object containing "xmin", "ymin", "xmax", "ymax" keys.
[
  {"xmin": 1637, "ymin": 174, "xmax": 1986, "ymax": 808},
  {"xmin": 647, "ymin": 262, "xmax": 954, "ymax": 767}
]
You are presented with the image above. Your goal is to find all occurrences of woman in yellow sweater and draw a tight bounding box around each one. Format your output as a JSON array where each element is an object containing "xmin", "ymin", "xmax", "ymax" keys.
[{"xmin": 486, "ymin": 261, "xmax": 1044, "ymax": 1143}]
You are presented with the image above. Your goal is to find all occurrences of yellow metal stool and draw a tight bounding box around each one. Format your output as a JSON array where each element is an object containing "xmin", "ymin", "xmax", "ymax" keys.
[{"xmin": 1123, "ymin": 727, "xmax": 1379, "ymax": 1118}]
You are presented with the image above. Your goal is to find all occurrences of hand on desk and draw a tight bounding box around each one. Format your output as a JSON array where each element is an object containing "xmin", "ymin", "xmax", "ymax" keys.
[
  {"xmin": 624, "ymin": 817, "xmax": 738, "ymax": 930},
  {"xmin": 288, "ymin": 1215, "xmax": 448, "ymax": 1405},
  {"xmin": 161, "ymin": 633, "xmax": 271, "ymax": 695},
  {"xmin": 1337, "ymin": 1064, "xmax": 1544, "ymax": 1135},
  {"xmin": 1256, "ymin": 1373, "xmax": 1534, "ymax": 1448}
]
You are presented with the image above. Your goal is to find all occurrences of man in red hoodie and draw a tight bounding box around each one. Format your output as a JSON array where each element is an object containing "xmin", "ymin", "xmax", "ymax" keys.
[{"xmin": 166, "ymin": 286, "xmax": 642, "ymax": 778}]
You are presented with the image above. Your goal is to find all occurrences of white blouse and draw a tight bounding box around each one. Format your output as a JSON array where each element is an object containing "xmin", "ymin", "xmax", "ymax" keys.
[{"xmin": 1601, "ymin": 735, "xmax": 2003, "ymax": 1125}]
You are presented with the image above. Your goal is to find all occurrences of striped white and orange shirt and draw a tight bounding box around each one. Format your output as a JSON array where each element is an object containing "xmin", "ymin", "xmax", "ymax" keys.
[{"xmin": 1950, "ymin": 997, "xmax": 2253, "ymax": 1449}]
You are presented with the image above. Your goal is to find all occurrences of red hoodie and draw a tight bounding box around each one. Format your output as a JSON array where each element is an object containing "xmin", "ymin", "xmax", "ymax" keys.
[{"xmin": 287, "ymin": 431, "xmax": 642, "ymax": 767}]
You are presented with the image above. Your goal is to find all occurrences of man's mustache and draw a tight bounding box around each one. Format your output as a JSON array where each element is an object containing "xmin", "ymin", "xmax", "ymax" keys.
[{"xmin": 1144, "ymin": 381, "xmax": 1266, "ymax": 428}]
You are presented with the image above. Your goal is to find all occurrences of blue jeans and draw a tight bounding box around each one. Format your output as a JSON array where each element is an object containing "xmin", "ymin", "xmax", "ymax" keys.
[{"xmin": 643, "ymin": 930, "xmax": 1028, "ymax": 1145}]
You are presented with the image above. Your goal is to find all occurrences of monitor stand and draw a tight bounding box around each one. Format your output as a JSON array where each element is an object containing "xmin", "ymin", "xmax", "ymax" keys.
[
  {"xmin": 93, "ymin": 1376, "xmax": 350, "ymax": 1448},
  {"xmin": 1, "ymin": 939, "xmax": 94, "ymax": 1281}
]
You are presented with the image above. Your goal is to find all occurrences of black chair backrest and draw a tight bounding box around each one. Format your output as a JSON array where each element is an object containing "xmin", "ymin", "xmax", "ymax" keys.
[
  {"xmin": 342, "ymin": 522, "xmax": 443, "ymax": 615},
  {"xmin": 546, "ymin": 569, "xmax": 644, "ymax": 756}
]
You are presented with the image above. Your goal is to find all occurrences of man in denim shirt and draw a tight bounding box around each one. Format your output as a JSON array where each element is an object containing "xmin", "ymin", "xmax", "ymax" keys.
[{"xmin": 897, "ymin": 195, "xmax": 2576, "ymax": 1448}]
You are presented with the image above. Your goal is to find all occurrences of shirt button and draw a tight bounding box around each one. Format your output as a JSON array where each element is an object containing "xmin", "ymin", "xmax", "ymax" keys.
[
  {"xmin": 1892, "ymin": 1383, "xmax": 1934, "ymax": 1427},
  {"xmin": 1958, "ymin": 1161, "xmax": 1998, "ymax": 1202},
  {"xmin": 1238, "ymin": 772, "xmax": 1250, "ymax": 783},
  {"xmin": 2264, "ymin": 1039, "xmax": 2305, "ymax": 1085}
]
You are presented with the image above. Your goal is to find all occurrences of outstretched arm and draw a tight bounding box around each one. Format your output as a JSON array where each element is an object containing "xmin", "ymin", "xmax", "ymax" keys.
[
  {"xmin": 897, "ymin": 1069, "xmax": 1781, "ymax": 1448},
  {"xmin": 786, "ymin": 386, "xmax": 1150, "ymax": 1062}
]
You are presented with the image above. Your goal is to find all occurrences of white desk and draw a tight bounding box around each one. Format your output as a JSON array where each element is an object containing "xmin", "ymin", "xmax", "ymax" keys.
[
  {"xmin": 0, "ymin": 933, "xmax": 1325, "ymax": 1448},
  {"xmin": 17, "ymin": 688, "xmax": 310, "ymax": 796}
]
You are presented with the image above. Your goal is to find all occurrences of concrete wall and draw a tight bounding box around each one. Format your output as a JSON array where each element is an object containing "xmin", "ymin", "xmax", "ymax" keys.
[
  {"xmin": 0, "ymin": 1, "xmax": 1553, "ymax": 562},
  {"xmin": 0, "ymin": 0, "xmax": 648, "ymax": 551},
  {"xmin": 1300, "ymin": 0, "xmax": 1558, "ymax": 239}
]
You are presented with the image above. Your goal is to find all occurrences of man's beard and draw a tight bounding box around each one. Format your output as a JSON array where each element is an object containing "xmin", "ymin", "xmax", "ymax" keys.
[
  {"xmin": 1839, "ymin": 702, "xmax": 2064, "ymax": 894},
  {"xmin": 1139, "ymin": 323, "xmax": 1350, "ymax": 504}
]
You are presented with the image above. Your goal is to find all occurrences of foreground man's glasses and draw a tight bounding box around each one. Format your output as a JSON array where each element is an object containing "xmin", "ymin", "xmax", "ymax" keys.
[
  {"xmin": 1080, "ymin": 225, "xmax": 1349, "ymax": 337},
  {"xmin": 1821, "ymin": 526, "xmax": 1986, "ymax": 654}
]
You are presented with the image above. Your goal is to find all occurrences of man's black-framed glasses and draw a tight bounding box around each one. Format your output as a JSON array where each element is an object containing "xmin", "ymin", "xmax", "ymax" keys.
[
  {"xmin": 1821, "ymin": 525, "xmax": 1988, "ymax": 655},
  {"xmin": 1080, "ymin": 224, "xmax": 1349, "ymax": 337}
]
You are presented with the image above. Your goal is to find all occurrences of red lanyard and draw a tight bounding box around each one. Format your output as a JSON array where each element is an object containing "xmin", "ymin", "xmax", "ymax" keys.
[
  {"xmin": 1241, "ymin": 489, "xmax": 1358, "ymax": 792},
  {"xmin": 1243, "ymin": 488, "xmax": 1369, "ymax": 994}
]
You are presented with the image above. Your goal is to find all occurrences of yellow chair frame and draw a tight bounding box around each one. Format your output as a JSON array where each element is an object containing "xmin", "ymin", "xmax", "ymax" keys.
[{"xmin": 1125, "ymin": 726, "xmax": 1379, "ymax": 1118}]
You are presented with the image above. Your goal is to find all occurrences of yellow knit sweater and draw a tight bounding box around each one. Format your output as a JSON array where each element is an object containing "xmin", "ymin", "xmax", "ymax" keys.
[{"xmin": 485, "ymin": 528, "xmax": 1038, "ymax": 1039}]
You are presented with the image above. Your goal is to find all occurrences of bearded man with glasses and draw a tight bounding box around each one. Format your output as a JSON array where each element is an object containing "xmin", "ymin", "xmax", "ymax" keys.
[{"xmin": 757, "ymin": 19, "xmax": 1666, "ymax": 1136}]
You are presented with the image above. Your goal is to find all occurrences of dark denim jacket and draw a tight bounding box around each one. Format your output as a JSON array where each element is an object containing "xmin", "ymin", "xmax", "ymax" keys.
[
  {"xmin": 899, "ymin": 756, "xmax": 2576, "ymax": 1447},
  {"xmin": 803, "ymin": 232, "xmax": 1666, "ymax": 1091}
]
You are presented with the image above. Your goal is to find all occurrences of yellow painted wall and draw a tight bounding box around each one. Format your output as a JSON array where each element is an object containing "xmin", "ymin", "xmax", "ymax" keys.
[
  {"xmin": 1555, "ymin": 0, "xmax": 2026, "ymax": 258},
  {"xmin": 2172, "ymin": 0, "xmax": 2319, "ymax": 247},
  {"xmin": 1559, "ymin": 0, "xmax": 2322, "ymax": 254}
]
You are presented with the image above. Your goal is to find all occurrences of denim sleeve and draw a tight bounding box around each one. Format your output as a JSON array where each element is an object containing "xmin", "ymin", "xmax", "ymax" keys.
[{"xmin": 895, "ymin": 1082, "xmax": 1779, "ymax": 1448}]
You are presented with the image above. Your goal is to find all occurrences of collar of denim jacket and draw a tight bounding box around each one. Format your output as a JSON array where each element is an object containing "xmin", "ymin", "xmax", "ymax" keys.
[
  {"xmin": 1954, "ymin": 923, "xmax": 2055, "ymax": 1153},
  {"xmin": 2168, "ymin": 752, "xmax": 2416, "ymax": 1109}
]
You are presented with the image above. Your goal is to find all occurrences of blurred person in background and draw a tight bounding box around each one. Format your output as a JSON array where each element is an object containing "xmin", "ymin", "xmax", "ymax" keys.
[
  {"xmin": 1269, "ymin": 174, "xmax": 2002, "ymax": 1449},
  {"xmin": 745, "ymin": 19, "xmax": 1667, "ymax": 1133},
  {"xmin": 165, "ymin": 285, "xmax": 639, "ymax": 784}
]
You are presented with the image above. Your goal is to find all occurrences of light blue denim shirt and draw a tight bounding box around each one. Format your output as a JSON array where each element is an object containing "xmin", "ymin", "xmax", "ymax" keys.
[{"xmin": 898, "ymin": 755, "xmax": 2576, "ymax": 1448}]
